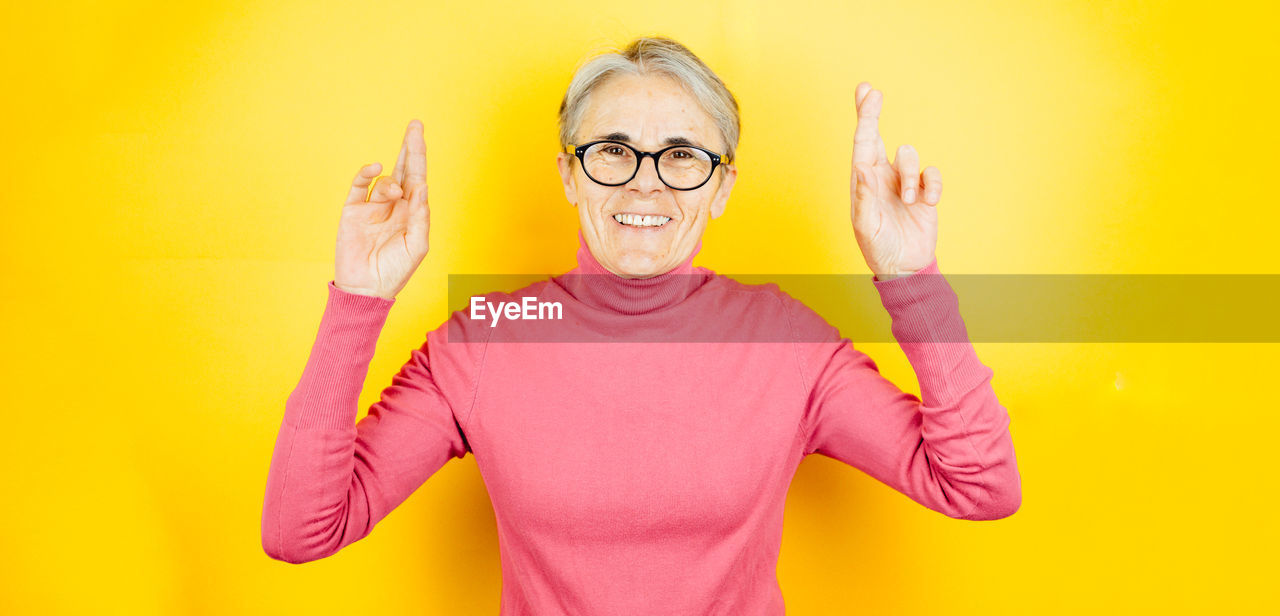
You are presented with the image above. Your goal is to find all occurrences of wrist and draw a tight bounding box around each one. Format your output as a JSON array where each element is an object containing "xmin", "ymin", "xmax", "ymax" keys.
[
  {"xmin": 872, "ymin": 257, "xmax": 937, "ymax": 282},
  {"xmin": 873, "ymin": 269, "xmax": 917, "ymax": 281},
  {"xmin": 333, "ymin": 281, "xmax": 395, "ymax": 300}
]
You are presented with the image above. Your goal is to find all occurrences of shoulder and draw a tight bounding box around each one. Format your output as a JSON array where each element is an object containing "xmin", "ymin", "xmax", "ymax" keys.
[
  {"xmin": 701, "ymin": 272, "xmax": 788, "ymax": 309},
  {"xmin": 701, "ymin": 272, "xmax": 841, "ymax": 343}
]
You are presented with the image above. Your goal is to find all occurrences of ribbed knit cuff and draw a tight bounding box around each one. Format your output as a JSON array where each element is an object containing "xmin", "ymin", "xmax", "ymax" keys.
[
  {"xmin": 871, "ymin": 258, "xmax": 992, "ymax": 404},
  {"xmin": 283, "ymin": 281, "xmax": 396, "ymax": 430},
  {"xmin": 871, "ymin": 258, "xmax": 944, "ymax": 309}
]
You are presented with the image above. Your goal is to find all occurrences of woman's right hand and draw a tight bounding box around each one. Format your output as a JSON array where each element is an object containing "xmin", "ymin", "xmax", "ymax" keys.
[{"xmin": 334, "ymin": 119, "xmax": 431, "ymax": 300}]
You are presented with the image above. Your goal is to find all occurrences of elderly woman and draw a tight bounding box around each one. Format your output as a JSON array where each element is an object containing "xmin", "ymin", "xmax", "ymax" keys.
[{"xmin": 262, "ymin": 36, "xmax": 1021, "ymax": 614}]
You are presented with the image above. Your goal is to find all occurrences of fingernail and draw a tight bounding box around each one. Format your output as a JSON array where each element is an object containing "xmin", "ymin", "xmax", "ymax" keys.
[{"xmin": 904, "ymin": 188, "xmax": 915, "ymax": 202}]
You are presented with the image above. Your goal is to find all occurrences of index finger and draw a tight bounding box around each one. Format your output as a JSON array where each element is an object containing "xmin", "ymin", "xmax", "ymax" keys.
[
  {"xmin": 345, "ymin": 162, "xmax": 382, "ymax": 205},
  {"xmin": 853, "ymin": 83, "xmax": 883, "ymax": 166},
  {"xmin": 405, "ymin": 119, "xmax": 426, "ymax": 188}
]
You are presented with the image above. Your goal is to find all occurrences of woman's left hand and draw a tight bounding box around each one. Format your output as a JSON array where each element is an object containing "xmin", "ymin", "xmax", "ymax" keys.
[{"xmin": 849, "ymin": 82, "xmax": 940, "ymax": 279}]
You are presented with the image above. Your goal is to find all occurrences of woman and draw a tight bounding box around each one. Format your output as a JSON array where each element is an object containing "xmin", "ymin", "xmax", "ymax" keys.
[{"xmin": 261, "ymin": 36, "xmax": 1021, "ymax": 614}]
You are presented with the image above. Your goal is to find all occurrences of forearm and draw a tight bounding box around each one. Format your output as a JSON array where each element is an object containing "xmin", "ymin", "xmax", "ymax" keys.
[
  {"xmin": 874, "ymin": 260, "xmax": 1021, "ymax": 519},
  {"xmin": 261, "ymin": 281, "xmax": 395, "ymax": 563}
]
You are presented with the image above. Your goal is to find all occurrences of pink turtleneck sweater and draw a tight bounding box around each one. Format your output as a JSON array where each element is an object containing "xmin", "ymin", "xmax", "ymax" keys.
[{"xmin": 261, "ymin": 231, "xmax": 1021, "ymax": 614}]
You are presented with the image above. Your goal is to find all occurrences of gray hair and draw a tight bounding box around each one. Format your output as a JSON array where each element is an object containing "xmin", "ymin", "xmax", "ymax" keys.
[{"xmin": 558, "ymin": 36, "xmax": 741, "ymax": 165}]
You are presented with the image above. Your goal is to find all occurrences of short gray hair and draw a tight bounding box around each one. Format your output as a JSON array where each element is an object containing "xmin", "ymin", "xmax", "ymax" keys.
[{"xmin": 558, "ymin": 36, "xmax": 741, "ymax": 164}]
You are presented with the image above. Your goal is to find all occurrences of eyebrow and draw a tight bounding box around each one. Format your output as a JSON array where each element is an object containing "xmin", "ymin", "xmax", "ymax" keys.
[{"xmin": 591, "ymin": 132, "xmax": 701, "ymax": 148}]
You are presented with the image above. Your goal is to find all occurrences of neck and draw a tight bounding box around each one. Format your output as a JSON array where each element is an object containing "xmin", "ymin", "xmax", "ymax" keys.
[{"xmin": 554, "ymin": 229, "xmax": 711, "ymax": 315}]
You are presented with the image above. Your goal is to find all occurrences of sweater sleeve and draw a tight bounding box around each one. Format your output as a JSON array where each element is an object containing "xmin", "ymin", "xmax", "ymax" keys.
[
  {"xmin": 792, "ymin": 259, "xmax": 1022, "ymax": 520},
  {"xmin": 261, "ymin": 281, "xmax": 481, "ymax": 564}
]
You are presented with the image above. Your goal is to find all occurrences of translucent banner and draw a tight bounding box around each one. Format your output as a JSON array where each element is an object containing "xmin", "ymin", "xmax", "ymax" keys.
[{"xmin": 445, "ymin": 273, "xmax": 1280, "ymax": 343}]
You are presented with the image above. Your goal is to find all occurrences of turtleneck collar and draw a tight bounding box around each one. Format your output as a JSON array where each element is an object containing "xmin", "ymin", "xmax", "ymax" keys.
[{"xmin": 553, "ymin": 229, "xmax": 713, "ymax": 315}]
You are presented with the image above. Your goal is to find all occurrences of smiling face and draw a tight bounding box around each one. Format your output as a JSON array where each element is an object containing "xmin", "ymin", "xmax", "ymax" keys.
[{"xmin": 557, "ymin": 73, "xmax": 737, "ymax": 278}]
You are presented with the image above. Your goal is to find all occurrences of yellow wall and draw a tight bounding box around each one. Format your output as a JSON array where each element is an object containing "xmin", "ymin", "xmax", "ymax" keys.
[{"xmin": 3, "ymin": 0, "xmax": 1276, "ymax": 613}]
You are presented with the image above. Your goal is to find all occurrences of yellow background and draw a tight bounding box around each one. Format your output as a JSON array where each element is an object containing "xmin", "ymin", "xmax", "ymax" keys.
[{"xmin": 3, "ymin": 0, "xmax": 1277, "ymax": 613}]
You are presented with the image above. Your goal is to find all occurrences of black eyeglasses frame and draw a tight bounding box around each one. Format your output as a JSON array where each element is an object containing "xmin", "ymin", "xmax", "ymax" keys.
[{"xmin": 569, "ymin": 140, "xmax": 730, "ymax": 191}]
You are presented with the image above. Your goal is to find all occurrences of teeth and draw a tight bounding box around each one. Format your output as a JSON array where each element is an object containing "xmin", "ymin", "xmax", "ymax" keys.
[{"xmin": 613, "ymin": 214, "xmax": 671, "ymax": 227}]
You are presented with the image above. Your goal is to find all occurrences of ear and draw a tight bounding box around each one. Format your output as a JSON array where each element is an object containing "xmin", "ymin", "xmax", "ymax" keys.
[
  {"xmin": 556, "ymin": 152, "xmax": 578, "ymax": 207},
  {"xmin": 709, "ymin": 163, "xmax": 737, "ymax": 219}
]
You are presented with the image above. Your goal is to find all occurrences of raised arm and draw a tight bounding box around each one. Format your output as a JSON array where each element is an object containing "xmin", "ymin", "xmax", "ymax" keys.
[
  {"xmin": 260, "ymin": 284, "xmax": 480, "ymax": 563},
  {"xmin": 261, "ymin": 119, "xmax": 479, "ymax": 563},
  {"xmin": 797, "ymin": 80, "xmax": 1021, "ymax": 519},
  {"xmin": 791, "ymin": 262, "xmax": 1022, "ymax": 520}
]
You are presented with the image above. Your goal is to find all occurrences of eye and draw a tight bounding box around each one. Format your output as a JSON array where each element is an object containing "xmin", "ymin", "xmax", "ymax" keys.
[{"xmin": 605, "ymin": 146, "xmax": 625, "ymax": 155}]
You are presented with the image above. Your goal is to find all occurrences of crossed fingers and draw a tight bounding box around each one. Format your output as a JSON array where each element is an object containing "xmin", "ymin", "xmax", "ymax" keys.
[
  {"xmin": 344, "ymin": 120, "xmax": 426, "ymax": 206},
  {"xmin": 854, "ymin": 82, "xmax": 942, "ymax": 205}
]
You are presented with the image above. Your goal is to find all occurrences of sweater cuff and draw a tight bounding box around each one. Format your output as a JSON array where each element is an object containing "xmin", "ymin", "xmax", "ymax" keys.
[
  {"xmin": 870, "ymin": 258, "xmax": 991, "ymax": 402},
  {"xmin": 327, "ymin": 280, "xmax": 397, "ymax": 312},
  {"xmin": 871, "ymin": 257, "xmax": 944, "ymax": 311},
  {"xmin": 871, "ymin": 257, "xmax": 964, "ymax": 341},
  {"xmin": 282, "ymin": 281, "xmax": 396, "ymax": 430},
  {"xmin": 316, "ymin": 280, "xmax": 395, "ymax": 350}
]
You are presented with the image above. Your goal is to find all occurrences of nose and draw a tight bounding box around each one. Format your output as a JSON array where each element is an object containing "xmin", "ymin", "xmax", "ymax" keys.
[{"xmin": 626, "ymin": 153, "xmax": 665, "ymax": 193}]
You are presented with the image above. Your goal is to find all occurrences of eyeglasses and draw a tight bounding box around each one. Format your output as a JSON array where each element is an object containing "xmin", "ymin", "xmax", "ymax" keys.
[{"xmin": 568, "ymin": 140, "xmax": 729, "ymax": 191}]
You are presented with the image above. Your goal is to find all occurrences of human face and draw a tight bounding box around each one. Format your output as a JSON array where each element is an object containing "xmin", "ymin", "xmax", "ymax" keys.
[{"xmin": 557, "ymin": 73, "xmax": 737, "ymax": 279}]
